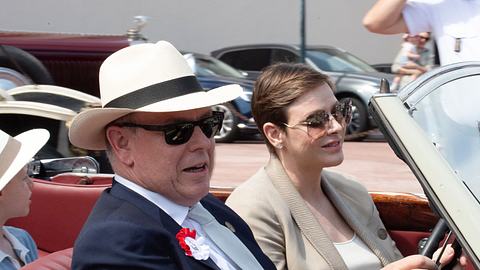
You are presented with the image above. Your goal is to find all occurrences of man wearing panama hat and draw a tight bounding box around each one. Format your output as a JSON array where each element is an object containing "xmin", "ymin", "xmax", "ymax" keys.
[
  {"xmin": 69, "ymin": 41, "xmax": 275, "ymax": 270},
  {"xmin": 0, "ymin": 128, "xmax": 50, "ymax": 269}
]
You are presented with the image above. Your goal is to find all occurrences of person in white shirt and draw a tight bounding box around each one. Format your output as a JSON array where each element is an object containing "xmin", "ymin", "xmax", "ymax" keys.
[{"xmin": 363, "ymin": 0, "xmax": 480, "ymax": 65}]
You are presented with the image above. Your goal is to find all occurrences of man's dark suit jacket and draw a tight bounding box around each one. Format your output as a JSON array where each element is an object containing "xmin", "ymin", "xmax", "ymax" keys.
[{"xmin": 72, "ymin": 180, "xmax": 275, "ymax": 270}]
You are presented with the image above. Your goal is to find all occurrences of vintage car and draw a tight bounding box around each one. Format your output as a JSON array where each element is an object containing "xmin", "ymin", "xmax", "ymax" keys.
[
  {"xmin": 6, "ymin": 167, "xmax": 440, "ymax": 269},
  {"xmin": 0, "ymin": 84, "xmax": 114, "ymax": 173},
  {"xmin": 5, "ymin": 62, "xmax": 479, "ymax": 269}
]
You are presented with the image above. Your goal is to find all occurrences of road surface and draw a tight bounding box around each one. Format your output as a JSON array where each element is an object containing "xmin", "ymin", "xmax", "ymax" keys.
[{"xmin": 211, "ymin": 141, "xmax": 424, "ymax": 194}]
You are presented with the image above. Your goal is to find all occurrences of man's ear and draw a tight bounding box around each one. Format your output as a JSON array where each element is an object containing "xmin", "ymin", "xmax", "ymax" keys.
[
  {"xmin": 263, "ymin": 122, "xmax": 284, "ymax": 149},
  {"xmin": 106, "ymin": 126, "xmax": 134, "ymax": 166}
]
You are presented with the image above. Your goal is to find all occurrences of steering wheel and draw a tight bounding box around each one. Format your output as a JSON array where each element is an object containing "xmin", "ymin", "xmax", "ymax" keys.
[{"xmin": 420, "ymin": 218, "xmax": 462, "ymax": 269}]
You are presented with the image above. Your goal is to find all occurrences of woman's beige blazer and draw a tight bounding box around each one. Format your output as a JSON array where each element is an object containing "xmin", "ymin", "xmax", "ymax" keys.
[{"xmin": 226, "ymin": 157, "xmax": 403, "ymax": 270}]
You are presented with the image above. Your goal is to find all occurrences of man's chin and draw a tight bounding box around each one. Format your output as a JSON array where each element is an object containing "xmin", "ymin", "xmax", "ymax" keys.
[{"xmin": 182, "ymin": 185, "xmax": 211, "ymax": 206}]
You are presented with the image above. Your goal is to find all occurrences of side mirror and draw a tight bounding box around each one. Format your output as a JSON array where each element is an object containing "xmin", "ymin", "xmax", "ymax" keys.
[{"xmin": 28, "ymin": 156, "xmax": 100, "ymax": 180}]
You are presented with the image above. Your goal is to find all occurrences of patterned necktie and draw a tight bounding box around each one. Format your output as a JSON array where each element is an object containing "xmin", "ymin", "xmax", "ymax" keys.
[{"xmin": 188, "ymin": 203, "xmax": 263, "ymax": 270}]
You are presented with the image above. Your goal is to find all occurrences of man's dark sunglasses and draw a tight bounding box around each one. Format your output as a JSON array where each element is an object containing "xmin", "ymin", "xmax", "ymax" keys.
[{"xmin": 115, "ymin": 111, "xmax": 224, "ymax": 145}]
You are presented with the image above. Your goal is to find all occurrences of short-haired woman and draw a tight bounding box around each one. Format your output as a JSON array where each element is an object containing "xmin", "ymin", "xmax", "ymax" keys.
[{"xmin": 226, "ymin": 63, "xmax": 455, "ymax": 270}]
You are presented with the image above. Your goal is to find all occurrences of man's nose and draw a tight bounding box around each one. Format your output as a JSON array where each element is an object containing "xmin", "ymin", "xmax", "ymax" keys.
[{"xmin": 188, "ymin": 126, "xmax": 213, "ymax": 149}]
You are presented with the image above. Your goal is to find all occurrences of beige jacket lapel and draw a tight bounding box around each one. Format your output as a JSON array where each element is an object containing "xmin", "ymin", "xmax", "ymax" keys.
[
  {"xmin": 321, "ymin": 171, "xmax": 396, "ymax": 267},
  {"xmin": 265, "ymin": 158, "xmax": 348, "ymax": 270}
]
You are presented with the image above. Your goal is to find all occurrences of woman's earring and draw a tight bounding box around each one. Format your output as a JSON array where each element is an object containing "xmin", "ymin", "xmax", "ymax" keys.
[{"xmin": 276, "ymin": 144, "xmax": 283, "ymax": 149}]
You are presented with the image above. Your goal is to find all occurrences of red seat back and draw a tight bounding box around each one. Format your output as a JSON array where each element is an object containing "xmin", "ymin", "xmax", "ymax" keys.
[
  {"xmin": 50, "ymin": 173, "xmax": 113, "ymax": 185},
  {"xmin": 6, "ymin": 179, "xmax": 109, "ymax": 253}
]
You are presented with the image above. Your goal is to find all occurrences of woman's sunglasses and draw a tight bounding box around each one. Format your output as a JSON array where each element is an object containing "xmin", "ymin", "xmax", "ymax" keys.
[
  {"xmin": 283, "ymin": 99, "xmax": 352, "ymax": 138},
  {"xmin": 115, "ymin": 111, "xmax": 224, "ymax": 145}
]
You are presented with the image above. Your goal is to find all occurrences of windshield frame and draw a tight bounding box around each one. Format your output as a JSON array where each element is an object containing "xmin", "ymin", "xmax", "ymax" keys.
[{"xmin": 369, "ymin": 62, "xmax": 480, "ymax": 268}]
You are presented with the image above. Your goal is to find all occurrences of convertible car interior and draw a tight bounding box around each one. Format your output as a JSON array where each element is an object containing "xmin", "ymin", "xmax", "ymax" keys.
[
  {"xmin": 7, "ymin": 171, "xmax": 439, "ymax": 270},
  {"xmin": 7, "ymin": 62, "xmax": 480, "ymax": 269}
]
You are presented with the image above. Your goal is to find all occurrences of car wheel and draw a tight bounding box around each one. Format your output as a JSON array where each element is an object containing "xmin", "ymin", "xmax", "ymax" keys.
[
  {"xmin": 342, "ymin": 97, "xmax": 368, "ymax": 136},
  {"xmin": 0, "ymin": 45, "xmax": 54, "ymax": 89},
  {"xmin": 212, "ymin": 103, "xmax": 239, "ymax": 143},
  {"xmin": 0, "ymin": 67, "xmax": 31, "ymax": 90}
]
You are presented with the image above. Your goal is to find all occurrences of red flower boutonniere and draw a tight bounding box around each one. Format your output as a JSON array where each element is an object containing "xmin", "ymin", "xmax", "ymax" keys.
[{"xmin": 176, "ymin": 228, "xmax": 210, "ymax": 260}]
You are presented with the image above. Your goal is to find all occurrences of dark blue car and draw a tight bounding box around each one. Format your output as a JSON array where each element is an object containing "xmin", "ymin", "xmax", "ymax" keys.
[{"xmin": 183, "ymin": 53, "xmax": 257, "ymax": 142}]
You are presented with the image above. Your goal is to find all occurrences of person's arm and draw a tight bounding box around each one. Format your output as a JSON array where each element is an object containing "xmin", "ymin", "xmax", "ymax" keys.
[
  {"xmin": 398, "ymin": 62, "xmax": 428, "ymax": 76},
  {"xmin": 381, "ymin": 255, "xmax": 436, "ymax": 270},
  {"xmin": 363, "ymin": 0, "xmax": 409, "ymax": 34}
]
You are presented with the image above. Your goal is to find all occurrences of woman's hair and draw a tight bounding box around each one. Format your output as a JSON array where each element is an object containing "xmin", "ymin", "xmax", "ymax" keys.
[{"xmin": 252, "ymin": 63, "xmax": 334, "ymax": 154}]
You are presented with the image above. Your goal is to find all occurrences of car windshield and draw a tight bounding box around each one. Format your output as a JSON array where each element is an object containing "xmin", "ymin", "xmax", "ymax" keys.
[
  {"xmin": 306, "ymin": 48, "xmax": 377, "ymax": 73},
  {"xmin": 371, "ymin": 63, "xmax": 480, "ymax": 265},
  {"xmin": 403, "ymin": 72, "xmax": 480, "ymax": 200},
  {"xmin": 191, "ymin": 56, "xmax": 246, "ymax": 79}
]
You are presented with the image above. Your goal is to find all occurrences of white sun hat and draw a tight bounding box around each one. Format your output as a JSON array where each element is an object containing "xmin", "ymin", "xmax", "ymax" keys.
[
  {"xmin": 0, "ymin": 129, "xmax": 50, "ymax": 191},
  {"xmin": 68, "ymin": 41, "xmax": 242, "ymax": 150}
]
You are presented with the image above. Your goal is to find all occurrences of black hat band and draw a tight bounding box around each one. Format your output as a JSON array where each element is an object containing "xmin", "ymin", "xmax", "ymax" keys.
[{"xmin": 104, "ymin": 76, "xmax": 205, "ymax": 109}]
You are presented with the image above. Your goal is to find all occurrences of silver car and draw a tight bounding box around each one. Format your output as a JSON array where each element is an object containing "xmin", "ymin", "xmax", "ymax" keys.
[{"xmin": 211, "ymin": 44, "xmax": 394, "ymax": 138}]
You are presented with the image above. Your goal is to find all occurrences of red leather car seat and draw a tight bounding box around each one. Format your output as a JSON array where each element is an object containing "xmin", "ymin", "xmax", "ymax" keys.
[
  {"xmin": 50, "ymin": 173, "xmax": 113, "ymax": 185},
  {"xmin": 20, "ymin": 248, "xmax": 73, "ymax": 270},
  {"xmin": 6, "ymin": 179, "xmax": 110, "ymax": 253}
]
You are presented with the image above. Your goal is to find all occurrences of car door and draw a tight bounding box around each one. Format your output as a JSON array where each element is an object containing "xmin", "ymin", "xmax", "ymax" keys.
[
  {"xmin": 369, "ymin": 62, "xmax": 480, "ymax": 268},
  {"xmin": 270, "ymin": 48, "xmax": 299, "ymax": 64},
  {"xmin": 217, "ymin": 49, "xmax": 272, "ymax": 78}
]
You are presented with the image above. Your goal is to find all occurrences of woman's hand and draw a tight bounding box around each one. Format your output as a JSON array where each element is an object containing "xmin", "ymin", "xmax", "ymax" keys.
[
  {"xmin": 433, "ymin": 244, "xmax": 467, "ymax": 270},
  {"xmin": 381, "ymin": 255, "xmax": 436, "ymax": 270}
]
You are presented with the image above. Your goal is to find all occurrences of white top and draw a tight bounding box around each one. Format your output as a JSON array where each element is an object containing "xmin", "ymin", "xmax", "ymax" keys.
[
  {"xmin": 334, "ymin": 233, "xmax": 382, "ymax": 270},
  {"xmin": 114, "ymin": 176, "xmax": 237, "ymax": 270},
  {"xmin": 403, "ymin": 0, "xmax": 480, "ymax": 65}
]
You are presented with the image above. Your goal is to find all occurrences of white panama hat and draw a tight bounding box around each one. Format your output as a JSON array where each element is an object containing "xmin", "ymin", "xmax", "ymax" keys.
[
  {"xmin": 0, "ymin": 129, "xmax": 50, "ymax": 191},
  {"xmin": 68, "ymin": 41, "xmax": 242, "ymax": 150}
]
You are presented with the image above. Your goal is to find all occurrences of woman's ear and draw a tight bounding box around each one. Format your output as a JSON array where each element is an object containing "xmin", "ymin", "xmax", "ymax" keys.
[
  {"xmin": 263, "ymin": 122, "xmax": 284, "ymax": 149},
  {"xmin": 106, "ymin": 126, "xmax": 134, "ymax": 166}
]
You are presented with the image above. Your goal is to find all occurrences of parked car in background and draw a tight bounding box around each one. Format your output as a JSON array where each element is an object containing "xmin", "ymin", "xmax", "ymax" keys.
[
  {"xmin": 211, "ymin": 44, "xmax": 394, "ymax": 137},
  {"xmin": 0, "ymin": 21, "xmax": 254, "ymax": 143},
  {"xmin": 0, "ymin": 31, "xmax": 131, "ymax": 96},
  {"xmin": 371, "ymin": 63, "xmax": 393, "ymax": 74},
  {"xmin": 183, "ymin": 53, "xmax": 257, "ymax": 142}
]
